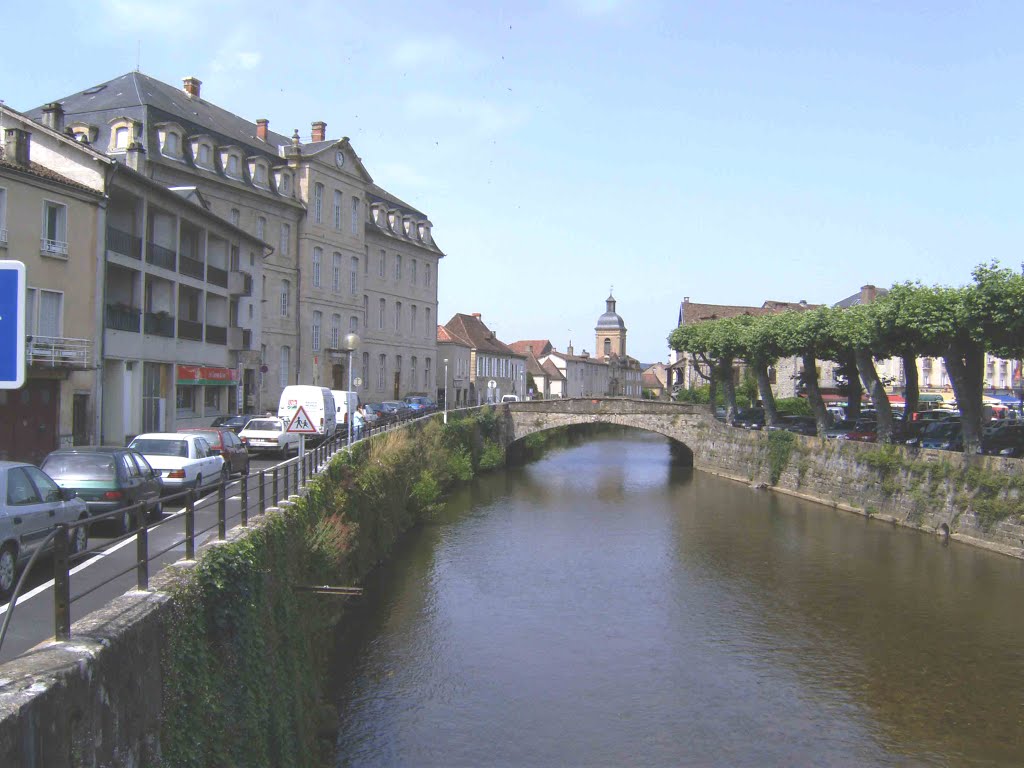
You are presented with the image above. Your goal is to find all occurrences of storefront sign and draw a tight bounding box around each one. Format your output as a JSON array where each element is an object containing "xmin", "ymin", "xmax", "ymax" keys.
[{"xmin": 176, "ymin": 364, "xmax": 239, "ymax": 386}]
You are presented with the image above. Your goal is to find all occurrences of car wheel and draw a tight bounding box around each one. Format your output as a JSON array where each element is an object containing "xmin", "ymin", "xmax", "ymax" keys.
[
  {"xmin": 193, "ymin": 474, "xmax": 202, "ymax": 493},
  {"xmin": 119, "ymin": 507, "xmax": 136, "ymax": 535},
  {"xmin": 0, "ymin": 543, "xmax": 17, "ymax": 598},
  {"xmin": 70, "ymin": 518, "xmax": 89, "ymax": 555},
  {"xmin": 220, "ymin": 465, "xmax": 230, "ymax": 485},
  {"xmin": 150, "ymin": 499, "xmax": 164, "ymax": 519},
  {"xmin": 242, "ymin": 457, "xmax": 250, "ymax": 477}
]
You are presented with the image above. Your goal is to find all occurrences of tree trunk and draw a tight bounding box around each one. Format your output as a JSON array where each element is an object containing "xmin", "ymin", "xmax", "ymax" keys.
[
  {"xmin": 707, "ymin": 368, "xmax": 718, "ymax": 418},
  {"xmin": 943, "ymin": 342, "xmax": 985, "ymax": 453},
  {"xmin": 901, "ymin": 353, "xmax": 919, "ymax": 420},
  {"xmin": 840, "ymin": 352, "xmax": 862, "ymax": 421},
  {"xmin": 755, "ymin": 363, "xmax": 780, "ymax": 427},
  {"xmin": 855, "ymin": 348, "xmax": 894, "ymax": 442},
  {"xmin": 720, "ymin": 359, "xmax": 738, "ymax": 421},
  {"xmin": 802, "ymin": 353, "xmax": 830, "ymax": 434}
]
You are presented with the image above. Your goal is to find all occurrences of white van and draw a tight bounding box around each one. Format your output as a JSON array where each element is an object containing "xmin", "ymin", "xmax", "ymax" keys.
[
  {"xmin": 278, "ymin": 386, "xmax": 337, "ymax": 441},
  {"xmin": 330, "ymin": 390, "xmax": 360, "ymax": 432}
]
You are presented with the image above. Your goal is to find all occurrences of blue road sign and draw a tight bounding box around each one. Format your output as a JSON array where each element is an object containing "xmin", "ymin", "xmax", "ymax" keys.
[{"xmin": 0, "ymin": 261, "xmax": 26, "ymax": 389}]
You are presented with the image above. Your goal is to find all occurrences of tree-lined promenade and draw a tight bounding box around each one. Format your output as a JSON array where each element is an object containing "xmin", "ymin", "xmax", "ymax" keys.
[{"xmin": 668, "ymin": 263, "xmax": 1024, "ymax": 454}]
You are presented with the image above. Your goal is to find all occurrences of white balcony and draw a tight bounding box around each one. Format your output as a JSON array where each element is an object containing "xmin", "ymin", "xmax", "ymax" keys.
[
  {"xmin": 27, "ymin": 336, "xmax": 92, "ymax": 369},
  {"xmin": 40, "ymin": 238, "xmax": 69, "ymax": 258}
]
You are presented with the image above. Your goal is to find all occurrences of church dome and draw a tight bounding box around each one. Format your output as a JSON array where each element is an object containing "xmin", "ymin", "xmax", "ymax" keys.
[{"xmin": 595, "ymin": 293, "xmax": 625, "ymax": 330}]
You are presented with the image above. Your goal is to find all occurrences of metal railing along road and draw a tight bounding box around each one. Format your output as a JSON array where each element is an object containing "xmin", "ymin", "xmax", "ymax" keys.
[{"xmin": 0, "ymin": 405, "xmax": 475, "ymax": 659}]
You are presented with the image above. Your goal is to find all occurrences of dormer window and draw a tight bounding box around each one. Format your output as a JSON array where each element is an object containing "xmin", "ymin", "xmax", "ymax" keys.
[
  {"xmin": 108, "ymin": 117, "xmax": 140, "ymax": 153},
  {"xmin": 188, "ymin": 135, "xmax": 215, "ymax": 170},
  {"xmin": 247, "ymin": 158, "xmax": 269, "ymax": 189},
  {"xmin": 275, "ymin": 170, "xmax": 293, "ymax": 197},
  {"xmin": 199, "ymin": 144, "xmax": 211, "ymax": 165},
  {"xmin": 403, "ymin": 217, "xmax": 412, "ymax": 237},
  {"xmin": 219, "ymin": 146, "xmax": 243, "ymax": 179},
  {"xmin": 155, "ymin": 123, "xmax": 185, "ymax": 160},
  {"xmin": 387, "ymin": 211, "xmax": 396, "ymax": 231},
  {"xmin": 113, "ymin": 126, "xmax": 130, "ymax": 150},
  {"xmin": 68, "ymin": 122, "xmax": 97, "ymax": 145},
  {"xmin": 227, "ymin": 155, "xmax": 240, "ymax": 177}
]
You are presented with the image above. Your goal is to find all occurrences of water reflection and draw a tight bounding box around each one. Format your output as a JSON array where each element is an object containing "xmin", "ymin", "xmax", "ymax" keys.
[{"xmin": 332, "ymin": 430, "xmax": 1024, "ymax": 767}]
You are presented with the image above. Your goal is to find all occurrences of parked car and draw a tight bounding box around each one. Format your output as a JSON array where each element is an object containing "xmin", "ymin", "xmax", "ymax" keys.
[
  {"xmin": 731, "ymin": 407, "xmax": 765, "ymax": 430},
  {"xmin": 363, "ymin": 403, "xmax": 394, "ymax": 428},
  {"xmin": 179, "ymin": 428, "xmax": 251, "ymax": 477},
  {"xmin": 278, "ymin": 385, "xmax": 337, "ymax": 444},
  {"xmin": 500, "ymin": 394, "xmax": 520, "ymax": 403},
  {"xmin": 920, "ymin": 422, "xmax": 963, "ymax": 451},
  {"xmin": 381, "ymin": 400, "xmax": 413, "ymax": 421},
  {"xmin": 210, "ymin": 414, "xmax": 258, "ymax": 434},
  {"xmin": 0, "ymin": 461, "xmax": 91, "ymax": 597},
  {"xmin": 404, "ymin": 395, "xmax": 437, "ymax": 413},
  {"xmin": 979, "ymin": 424, "xmax": 1024, "ymax": 458},
  {"xmin": 770, "ymin": 415, "xmax": 818, "ymax": 436},
  {"xmin": 40, "ymin": 447, "xmax": 163, "ymax": 534},
  {"xmin": 824, "ymin": 419, "xmax": 858, "ymax": 440},
  {"xmin": 128, "ymin": 433, "xmax": 227, "ymax": 494},
  {"xmin": 238, "ymin": 416, "xmax": 301, "ymax": 458}
]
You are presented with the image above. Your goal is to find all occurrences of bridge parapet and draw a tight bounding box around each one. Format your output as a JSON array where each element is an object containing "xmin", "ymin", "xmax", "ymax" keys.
[{"xmin": 505, "ymin": 397, "xmax": 703, "ymax": 417}]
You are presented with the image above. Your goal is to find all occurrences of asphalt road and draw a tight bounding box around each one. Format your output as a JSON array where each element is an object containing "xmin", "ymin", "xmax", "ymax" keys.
[{"xmin": 0, "ymin": 453, "xmax": 312, "ymax": 665}]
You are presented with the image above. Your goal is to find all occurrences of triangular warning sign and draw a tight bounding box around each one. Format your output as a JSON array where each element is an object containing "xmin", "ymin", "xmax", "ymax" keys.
[{"xmin": 285, "ymin": 405, "xmax": 319, "ymax": 434}]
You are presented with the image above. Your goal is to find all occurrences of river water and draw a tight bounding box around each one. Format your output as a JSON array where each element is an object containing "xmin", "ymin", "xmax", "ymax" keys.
[{"xmin": 330, "ymin": 429, "xmax": 1024, "ymax": 767}]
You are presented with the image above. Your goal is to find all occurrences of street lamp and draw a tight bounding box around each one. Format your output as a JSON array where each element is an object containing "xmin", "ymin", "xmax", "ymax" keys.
[
  {"xmin": 344, "ymin": 332, "xmax": 360, "ymax": 446},
  {"xmin": 443, "ymin": 358, "xmax": 449, "ymax": 424}
]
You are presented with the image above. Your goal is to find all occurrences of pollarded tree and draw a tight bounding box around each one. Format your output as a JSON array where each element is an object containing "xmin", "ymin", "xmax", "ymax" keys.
[
  {"xmin": 738, "ymin": 313, "xmax": 785, "ymax": 427},
  {"xmin": 833, "ymin": 303, "xmax": 896, "ymax": 442},
  {"xmin": 669, "ymin": 316, "xmax": 748, "ymax": 421},
  {"xmin": 773, "ymin": 307, "xmax": 843, "ymax": 435}
]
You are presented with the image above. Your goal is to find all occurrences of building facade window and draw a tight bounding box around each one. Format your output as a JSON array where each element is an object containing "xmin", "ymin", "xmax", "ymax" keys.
[
  {"xmin": 312, "ymin": 247, "xmax": 322, "ymax": 288},
  {"xmin": 411, "ymin": 259, "xmax": 417, "ymax": 284},
  {"xmin": 332, "ymin": 252, "xmax": 342, "ymax": 292},
  {"xmin": 279, "ymin": 346, "xmax": 291, "ymax": 388},
  {"xmin": 425, "ymin": 357, "xmax": 431, "ymax": 389},
  {"xmin": 227, "ymin": 155, "xmax": 240, "ymax": 178},
  {"xmin": 351, "ymin": 196, "xmax": 360, "ymax": 234},
  {"xmin": 41, "ymin": 201, "xmax": 68, "ymax": 255},
  {"xmin": 363, "ymin": 295, "xmax": 368, "ymax": 326},
  {"xmin": 394, "ymin": 301, "xmax": 402, "ymax": 333},
  {"xmin": 350, "ymin": 256, "xmax": 359, "ymax": 294},
  {"xmin": 314, "ymin": 183, "xmax": 324, "ymax": 224},
  {"xmin": 198, "ymin": 144, "xmax": 211, "ymax": 166},
  {"xmin": 411, "ymin": 305, "xmax": 417, "ymax": 337},
  {"xmin": 378, "ymin": 248, "xmax": 386, "ymax": 277},
  {"xmin": 378, "ymin": 354, "xmax": 387, "ymax": 390},
  {"xmin": 426, "ymin": 263, "xmax": 431, "ymax": 287},
  {"xmin": 334, "ymin": 190, "xmax": 343, "ymax": 230},
  {"xmin": 331, "ymin": 314, "xmax": 341, "ymax": 349},
  {"xmin": 113, "ymin": 126, "xmax": 130, "ymax": 150},
  {"xmin": 411, "ymin": 357, "xmax": 418, "ymax": 387},
  {"xmin": 256, "ymin": 216, "xmax": 266, "ymax": 240},
  {"xmin": 394, "ymin": 254, "xmax": 402, "ymax": 281},
  {"xmin": 349, "ymin": 315, "xmax": 358, "ymax": 333},
  {"xmin": 378, "ymin": 298, "xmax": 386, "ymax": 329},
  {"xmin": 425, "ymin": 307, "xmax": 431, "ymax": 338},
  {"xmin": 280, "ymin": 279, "xmax": 290, "ymax": 317},
  {"xmin": 280, "ymin": 223, "xmax": 291, "ymax": 256},
  {"xmin": 312, "ymin": 311, "xmax": 322, "ymax": 351},
  {"xmin": 362, "ymin": 352, "xmax": 369, "ymax": 391},
  {"xmin": 230, "ymin": 208, "xmax": 240, "ymax": 226}
]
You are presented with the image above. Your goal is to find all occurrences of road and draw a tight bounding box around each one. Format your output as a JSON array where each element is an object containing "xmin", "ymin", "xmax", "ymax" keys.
[{"xmin": 0, "ymin": 454, "xmax": 305, "ymax": 664}]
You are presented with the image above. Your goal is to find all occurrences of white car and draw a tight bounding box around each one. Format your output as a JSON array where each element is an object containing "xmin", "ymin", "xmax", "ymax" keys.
[
  {"xmin": 239, "ymin": 417, "xmax": 300, "ymax": 458},
  {"xmin": 128, "ymin": 433, "xmax": 227, "ymax": 494}
]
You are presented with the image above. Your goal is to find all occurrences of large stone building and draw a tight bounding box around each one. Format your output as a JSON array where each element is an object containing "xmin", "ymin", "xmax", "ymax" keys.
[
  {"xmin": 29, "ymin": 72, "xmax": 442, "ymax": 413},
  {"xmin": 439, "ymin": 313, "xmax": 526, "ymax": 404}
]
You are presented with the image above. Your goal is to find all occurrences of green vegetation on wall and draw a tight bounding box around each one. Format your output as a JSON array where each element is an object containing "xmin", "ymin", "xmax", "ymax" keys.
[
  {"xmin": 766, "ymin": 430, "xmax": 796, "ymax": 485},
  {"xmin": 158, "ymin": 408, "xmax": 506, "ymax": 767}
]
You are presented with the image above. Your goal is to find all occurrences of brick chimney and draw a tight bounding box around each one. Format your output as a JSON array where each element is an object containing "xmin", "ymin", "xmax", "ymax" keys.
[
  {"xmin": 256, "ymin": 119, "xmax": 269, "ymax": 142},
  {"xmin": 311, "ymin": 121, "xmax": 326, "ymax": 142},
  {"xmin": 183, "ymin": 76, "xmax": 202, "ymax": 99},
  {"xmin": 3, "ymin": 128, "xmax": 31, "ymax": 165},
  {"xmin": 859, "ymin": 285, "xmax": 877, "ymax": 305},
  {"xmin": 41, "ymin": 103, "xmax": 65, "ymax": 132},
  {"xmin": 472, "ymin": 312, "xmax": 481, "ymax": 319}
]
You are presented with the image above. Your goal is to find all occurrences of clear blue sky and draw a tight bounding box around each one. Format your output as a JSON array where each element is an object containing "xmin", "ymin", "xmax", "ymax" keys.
[{"xmin": 3, "ymin": 1, "xmax": 1021, "ymax": 364}]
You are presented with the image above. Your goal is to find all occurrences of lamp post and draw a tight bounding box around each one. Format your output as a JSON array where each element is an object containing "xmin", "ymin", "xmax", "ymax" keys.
[
  {"xmin": 443, "ymin": 358, "xmax": 449, "ymax": 424},
  {"xmin": 520, "ymin": 368, "xmax": 525, "ymax": 401},
  {"xmin": 344, "ymin": 332, "xmax": 360, "ymax": 446}
]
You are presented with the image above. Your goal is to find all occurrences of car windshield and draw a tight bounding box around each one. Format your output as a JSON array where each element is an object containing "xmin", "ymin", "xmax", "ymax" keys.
[
  {"xmin": 131, "ymin": 439, "xmax": 189, "ymax": 457},
  {"xmin": 734, "ymin": 409, "xmax": 762, "ymax": 420},
  {"xmin": 246, "ymin": 419, "xmax": 283, "ymax": 431},
  {"xmin": 185, "ymin": 430, "xmax": 222, "ymax": 445},
  {"xmin": 42, "ymin": 453, "xmax": 118, "ymax": 480}
]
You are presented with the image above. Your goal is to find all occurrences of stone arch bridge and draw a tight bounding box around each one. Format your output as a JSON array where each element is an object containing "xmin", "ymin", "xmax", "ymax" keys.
[{"xmin": 496, "ymin": 398, "xmax": 719, "ymax": 465}]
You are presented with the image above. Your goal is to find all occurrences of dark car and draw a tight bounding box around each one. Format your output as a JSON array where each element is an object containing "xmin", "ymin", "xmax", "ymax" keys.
[
  {"xmin": 364, "ymin": 403, "xmax": 395, "ymax": 427},
  {"xmin": 404, "ymin": 395, "xmax": 436, "ymax": 413},
  {"xmin": 980, "ymin": 424, "xmax": 1024, "ymax": 458},
  {"xmin": 381, "ymin": 400, "xmax": 413, "ymax": 421},
  {"xmin": 771, "ymin": 415, "xmax": 818, "ymax": 436},
  {"xmin": 920, "ymin": 422, "xmax": 963, "ymax": 451},
  {"xmin": 210, "ymin": 414, "xmax": 257, "ymax": 434},
  {"xmin": 824, "ymin": 419, "xmax": 858, "ymax": 439},
  {"xmin": 731, "ymin": 407, "xmax": 765, "ymax": 430},
  {"xmin": 40, "ymin": 447, "xmax": 163, "ymax": 534},
  {"xmin": 178, "ymin": 428, "xmax": 251, "ymax": 476}
]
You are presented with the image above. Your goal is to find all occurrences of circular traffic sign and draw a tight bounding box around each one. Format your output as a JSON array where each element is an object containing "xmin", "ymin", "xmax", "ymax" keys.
[
  {"xmin": 488, "ymin": 379, "xmax": 497, "ymax": 389},
  {"xmin": 353, "ymin": 377, "xmax": 363, "ymax": 387}
]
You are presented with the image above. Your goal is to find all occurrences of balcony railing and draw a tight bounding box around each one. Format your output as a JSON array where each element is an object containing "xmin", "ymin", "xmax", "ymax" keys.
[
  {"xmin": 207, "ymin": 265, "xmax": 228, "ymax": 288},
  {"xmin": 41, "ymin": 238, "xmax": 68, "ymax": 258},
  {"xmin": 180, "ymin": 254, "xmax": 205, "ymax": 280},
  {"xmin": 26, "ymin": 336, "xmax": 92, "ymax": 368},
  {"xmin": 228, "ymin": 270, "xmax": 253, "ymax": 296},
  {"xmin": 146, "ymin": 242, "xmax": 176, "ymax": 271},
  {"xmin": 105, "ymin": 304, "xmax": 141, "ymax": 332},
  {"xmin": 206, "ymin": 324, "xmax": 227, "ymax": 345},
  {"xmin": 106, "ymin": 227, "xmax": 142, "ymax": 259},
  {"xmin": 176, "ymin": 318, "xmax": 202, "ymax": 341},
  {"xmin": 143, "ymin": 311, "xmax": 175, "ymax": 338}
]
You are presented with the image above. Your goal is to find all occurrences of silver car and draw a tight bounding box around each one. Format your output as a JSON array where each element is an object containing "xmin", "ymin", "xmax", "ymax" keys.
[{"xmin": 0, "ymin": 461, "xmax": 90, "ymax": 597}]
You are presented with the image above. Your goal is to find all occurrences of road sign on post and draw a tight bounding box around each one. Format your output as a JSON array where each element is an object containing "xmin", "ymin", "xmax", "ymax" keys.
[
  {"xmin": 0, "ymin": 261, "xmax": 25, "ymax": 389},
  {"xmin": 285, "ymin": 405, "xmax": 319, "ymax": 434}
]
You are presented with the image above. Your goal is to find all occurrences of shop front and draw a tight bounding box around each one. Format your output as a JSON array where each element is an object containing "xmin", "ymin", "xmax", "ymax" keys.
[{"xmin": 175, "ymin": 364, "xmax": 239, "ymax": 430}]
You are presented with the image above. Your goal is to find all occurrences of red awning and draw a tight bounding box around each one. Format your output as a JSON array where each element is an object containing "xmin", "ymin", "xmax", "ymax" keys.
[{"xmin": 887, "ymin": 394, "xmax": 905, "ymax": 404}]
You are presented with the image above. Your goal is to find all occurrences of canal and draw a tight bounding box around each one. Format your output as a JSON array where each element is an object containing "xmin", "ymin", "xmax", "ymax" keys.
[{"xmin": 330, "ymin": 428, "xmax": 1024, "ymax": 767}]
